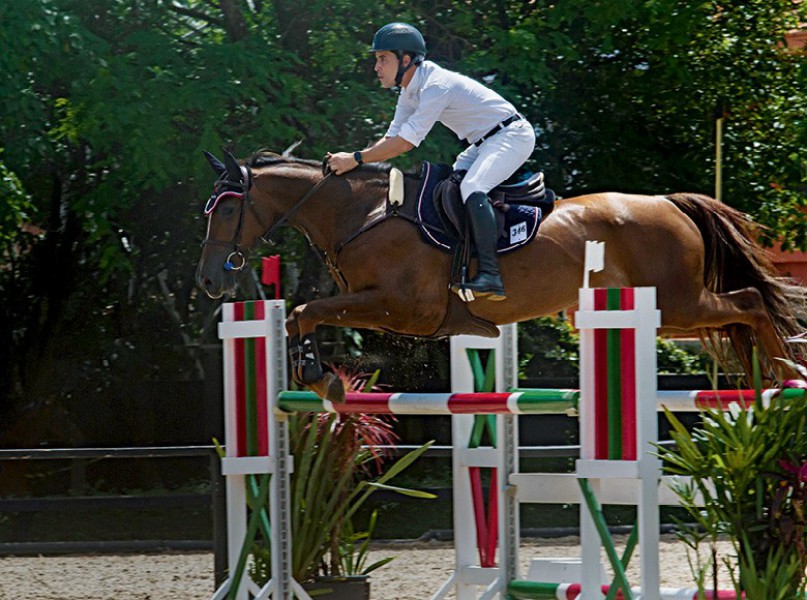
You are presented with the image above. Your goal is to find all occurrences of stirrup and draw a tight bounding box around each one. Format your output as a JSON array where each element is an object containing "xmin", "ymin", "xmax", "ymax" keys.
[{"xmin": 450, "ymin": 282, "xmax": 476, "ymax": 303}]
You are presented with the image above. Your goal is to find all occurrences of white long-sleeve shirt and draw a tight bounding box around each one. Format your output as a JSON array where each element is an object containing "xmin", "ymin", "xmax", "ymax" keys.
[{"xmin": 386, "ymin": 61, "xmax": 518, "ymax": 147}]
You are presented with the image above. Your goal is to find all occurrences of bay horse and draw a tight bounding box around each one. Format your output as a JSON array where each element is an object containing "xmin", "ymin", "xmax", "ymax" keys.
[{"xmin": 196, "ymin": 150, "xmax": 805, "ymax": 402}]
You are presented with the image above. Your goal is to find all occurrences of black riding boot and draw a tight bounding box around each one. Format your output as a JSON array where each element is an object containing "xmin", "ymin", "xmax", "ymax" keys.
[{"xmin": 464, "ymin": 191, "xmax": 506, "ymax": 301}]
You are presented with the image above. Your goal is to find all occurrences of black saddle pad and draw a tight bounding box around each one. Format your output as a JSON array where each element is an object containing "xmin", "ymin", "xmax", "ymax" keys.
[{"xmin": 414, "ymin": 162, "xmax": 552, "ymax": 253}]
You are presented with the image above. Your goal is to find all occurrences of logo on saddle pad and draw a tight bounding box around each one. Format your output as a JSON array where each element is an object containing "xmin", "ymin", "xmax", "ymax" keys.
[{"xmin": 412, "ymin": 162, "xmax": 554, "ymax": 253}]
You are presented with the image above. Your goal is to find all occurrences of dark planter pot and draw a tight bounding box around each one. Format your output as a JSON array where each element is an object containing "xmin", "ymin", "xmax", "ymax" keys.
[{"xmin": 302, "ymin": 575, "xmax": 371, "ymax": 600}]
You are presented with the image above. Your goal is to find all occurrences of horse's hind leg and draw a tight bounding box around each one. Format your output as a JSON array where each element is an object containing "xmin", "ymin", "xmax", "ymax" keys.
[{"xmin": 660, "ymin": 286, "xmax": 791, "ymax": 380}]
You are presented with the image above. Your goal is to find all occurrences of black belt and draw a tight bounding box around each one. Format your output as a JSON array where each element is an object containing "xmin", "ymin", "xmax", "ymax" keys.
[{"xmin": 472, "ymin": 114, "xmax": 523, "ymax": 146}]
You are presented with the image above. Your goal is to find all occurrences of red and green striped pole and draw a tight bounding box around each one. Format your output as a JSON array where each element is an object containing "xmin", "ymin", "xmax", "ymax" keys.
[
  {"xmin": 277, "ymin": 389, "xmax": 580, "ymax": 415},
  {"xmin": 592, "ymin": 287, "xmax": 637, "ymax": 461},
  {"xmin": 276, "ymin": 388, "xmax": 804, "ymax": 416},
  {"xmin": 506, "ymin": 580, "xmax": 742, "ymax": 599},
  {"xmin": 227, "ymin": 301, "xmax": 270, "ymax": 458}
]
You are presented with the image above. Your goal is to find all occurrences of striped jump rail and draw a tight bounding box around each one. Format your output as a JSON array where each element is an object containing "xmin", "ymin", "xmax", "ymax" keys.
[
  {"xmin": 277, "ymin": 388, "xmax": 805, "ymax": 415},
  {"xmin": 278, "ymin": 390, "xmax": 579, "ymax": 415},
  {"xmin": 507, "ymin": 580, "xmax": 743, "ymax": 599}
]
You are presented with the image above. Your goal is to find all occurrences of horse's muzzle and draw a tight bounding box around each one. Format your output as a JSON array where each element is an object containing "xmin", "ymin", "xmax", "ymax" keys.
[{"xmin": 196, "ymin": 262, "xmax": 234, "ymax": 299}]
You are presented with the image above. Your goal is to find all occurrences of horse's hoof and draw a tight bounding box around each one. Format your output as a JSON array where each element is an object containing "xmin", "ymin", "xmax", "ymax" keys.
[
  {"xmin": 310, "ymin": 373, "xmax": 346, "ymax": 403},
  {"xmin": 289, "ymin": 334, "xmax": 325, "ymax": 385},
  {"xmin": 324, "ymin": 373, "xmax": 346, "ymax": 403}
]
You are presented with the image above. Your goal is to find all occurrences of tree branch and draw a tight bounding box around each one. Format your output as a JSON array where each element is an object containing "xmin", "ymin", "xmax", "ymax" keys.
[
  {"xmin": 218, "ymin": 0, "xmax": 249, "ymax": 42},
  {"xmin": 168, "ymin": 3, "xmax": 225, "ymax": 28}
]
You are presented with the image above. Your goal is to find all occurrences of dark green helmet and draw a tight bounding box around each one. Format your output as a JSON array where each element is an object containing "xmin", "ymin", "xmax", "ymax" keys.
[{"xmin": 371, "ymin": 22, "xmax": 426, "ymax": 62}]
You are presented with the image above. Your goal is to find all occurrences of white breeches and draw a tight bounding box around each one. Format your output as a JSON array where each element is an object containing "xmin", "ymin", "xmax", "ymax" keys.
[{"xmin": 453, "ymin": 119, "xmax": 536, "ymax": 202}]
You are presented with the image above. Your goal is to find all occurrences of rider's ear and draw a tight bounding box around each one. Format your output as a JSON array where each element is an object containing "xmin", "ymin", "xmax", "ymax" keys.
[
  {"xmin": 223, "ymin": 150, "xmax": 243, "ymax": 182},
  {"xmin": 203, "ymin": 151, "xmax": 226, "ymax": 176}
]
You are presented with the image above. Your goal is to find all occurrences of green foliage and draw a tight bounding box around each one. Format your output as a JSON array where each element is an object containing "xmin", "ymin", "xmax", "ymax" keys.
[
  {"xmin": 249, "ymin": 369, "xmax": 435, "ymax": 584},
  {"xmin": 659, "ymin": 383, "xmax": 807, "ymax": 598},
  {"xmin": 656, "ymin": 338, "xmax": 711, "ymax": 375},
  {"xmin": 251, "ymin": 413, "xmax": 434, "ymax": 583},
  {"xmin": 518, "ymin": 316, "xmax": 580, "ymax": 380},
  {"xmin": 0, "ymin": 0, "xmax": 804, "ymax": 439},
  {"xmin": 518, "ymin": 315, "xmax": 709, "ymax": 379},
  {"xmin": 337, "ymin": 510, "xmax": 395, "ymax": 576},
  {"xmin": 0, "ymin": 153, "xmax": 34, "ymax": 245}
]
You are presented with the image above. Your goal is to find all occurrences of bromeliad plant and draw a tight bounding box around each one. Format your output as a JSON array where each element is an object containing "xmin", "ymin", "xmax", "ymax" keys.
[
  {"xmin": 250, "ymin": 365, "xmax": 434, "ymax": 586},
  {"xmin": 659, "ymin": 356, "xmax": 807, "ymax": 600}
]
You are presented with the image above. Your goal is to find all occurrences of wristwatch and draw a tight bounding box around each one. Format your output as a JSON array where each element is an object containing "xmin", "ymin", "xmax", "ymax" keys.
[{"xmin": 353, "ymin": 151, "xmax": 363, "ymax": 165}]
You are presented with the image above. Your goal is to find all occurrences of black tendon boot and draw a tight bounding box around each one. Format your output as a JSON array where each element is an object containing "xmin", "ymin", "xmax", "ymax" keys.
[{"xmin": 464, "ymin": 191, "xmax": 506, "ymax": 301}]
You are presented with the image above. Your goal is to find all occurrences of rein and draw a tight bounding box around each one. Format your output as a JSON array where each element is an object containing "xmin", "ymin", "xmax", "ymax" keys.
[
  {"xmin": 262, "ymin": 171, "xmax": 334, "ymax": 244},
  {"xmin": 203, "ymin": 161, "xmax": 444, "ymax": 281}
]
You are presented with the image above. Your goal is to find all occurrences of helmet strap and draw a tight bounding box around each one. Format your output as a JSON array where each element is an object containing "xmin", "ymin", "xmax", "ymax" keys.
[{"xmin": 394, "ymin": 52, "xmax": 416, "ymax": 87}]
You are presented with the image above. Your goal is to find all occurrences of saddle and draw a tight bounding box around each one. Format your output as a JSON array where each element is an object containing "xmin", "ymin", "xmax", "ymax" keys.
[
  {"xmin": 433, "ymin": 167, "xmax": 555, "ymax": 242},
  {"xmin": 384, "ymin": 162, "xmax": 557, "ymax": 338},
  {"xmin": 412, "ymin": 162, "xmax": 556, "ymax": 253}
]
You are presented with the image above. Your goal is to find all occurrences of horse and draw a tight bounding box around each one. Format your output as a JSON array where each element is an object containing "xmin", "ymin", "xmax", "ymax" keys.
[{"xmin": 196, "ymin": 150, "xmax": 805, "ymax": 402}]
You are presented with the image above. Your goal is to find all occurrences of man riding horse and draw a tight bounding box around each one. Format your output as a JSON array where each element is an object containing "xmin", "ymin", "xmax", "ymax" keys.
[
  {"xmin": 197, "ymin": 27, "xmax": 805, "ymax": 403},
  {"xmin": 326, "ymin": 22, "xmax": 536, "ymax": 301}
]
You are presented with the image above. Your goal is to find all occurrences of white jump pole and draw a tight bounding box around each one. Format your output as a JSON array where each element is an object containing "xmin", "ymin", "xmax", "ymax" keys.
[
  {"xmin": 213, "ymin": 299, "xmax": 301, "ymax": 600},
  {"xmin": 437, "ymin": 324, "xmax": 518, "ymax": 600}
]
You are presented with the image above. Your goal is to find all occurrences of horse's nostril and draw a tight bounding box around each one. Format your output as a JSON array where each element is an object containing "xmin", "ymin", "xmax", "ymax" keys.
[
  {"xmin": 197, "ymin": 273, "xmax": 226, "ymax": 300},
  {"xmin": 196, "ymin": 272, "xmax": 214, "ymax": 294}
]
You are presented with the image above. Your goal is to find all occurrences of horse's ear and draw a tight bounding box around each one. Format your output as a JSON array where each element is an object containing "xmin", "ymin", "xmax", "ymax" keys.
[
  {"xmin": 282, "ymin": 139, "xmax": 303, "ymax": 158},
  {"xmin": 223, "ymin": 150, "xmax": 244, "ymax": 182},
  {"xmin": 203, "ymin": 151, "xmax": 226, "ymax": 176}
]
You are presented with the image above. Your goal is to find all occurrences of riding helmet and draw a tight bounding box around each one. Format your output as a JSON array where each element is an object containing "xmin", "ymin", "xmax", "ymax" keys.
[{"xmin": 371, "ymin": 22, "xmax": 426, "ymax": 62}]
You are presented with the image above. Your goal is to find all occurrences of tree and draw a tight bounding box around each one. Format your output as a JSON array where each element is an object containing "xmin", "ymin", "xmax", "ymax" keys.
[{"xmin": 0, "ymin": 0, "xmax": 804, "ymax": 446}]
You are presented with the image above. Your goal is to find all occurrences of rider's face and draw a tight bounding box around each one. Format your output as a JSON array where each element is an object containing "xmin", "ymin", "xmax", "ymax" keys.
[{"xmin": 374, "ymin": 51, "xmax": 405, "ymax": 88}]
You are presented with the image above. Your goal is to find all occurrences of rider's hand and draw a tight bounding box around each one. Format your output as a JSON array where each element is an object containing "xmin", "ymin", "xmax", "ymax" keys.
[{"xmin": 325, "ymin": 151, "xmax": 359, "ymax": 176}]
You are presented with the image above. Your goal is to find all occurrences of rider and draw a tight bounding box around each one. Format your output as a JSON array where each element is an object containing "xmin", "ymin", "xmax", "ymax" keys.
[{"xmin": 326, "ymin": 22, "xmax": 535, "ymax": 301}]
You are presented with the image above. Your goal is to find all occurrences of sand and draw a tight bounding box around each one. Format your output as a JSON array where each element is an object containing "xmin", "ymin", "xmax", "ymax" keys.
[{"xmin": 0, "ymin": 534, "xmax": 737, "ymax": 599}]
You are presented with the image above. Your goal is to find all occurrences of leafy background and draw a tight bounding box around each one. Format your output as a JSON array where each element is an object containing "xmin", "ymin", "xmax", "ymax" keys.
[{"xmin": 0, "ymin": 0, "xmax": 805, "ymax": 449}]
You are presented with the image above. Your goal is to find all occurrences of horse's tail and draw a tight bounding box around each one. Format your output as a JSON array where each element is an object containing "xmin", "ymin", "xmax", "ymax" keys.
[{"xmin": 666, "ymin": 192, "xmax": 806, "ymax": 372}]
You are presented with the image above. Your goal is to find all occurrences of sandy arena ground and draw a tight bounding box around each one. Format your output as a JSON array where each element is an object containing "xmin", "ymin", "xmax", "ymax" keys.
[{"xmin": 0, "ymin": 534, "xmax": 736, "ymax": 599}]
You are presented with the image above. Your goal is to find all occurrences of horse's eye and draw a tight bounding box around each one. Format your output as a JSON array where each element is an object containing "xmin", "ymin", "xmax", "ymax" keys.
[{"xmin": 219, "ymin": 202, "xmax": 235, "ymax": 217}]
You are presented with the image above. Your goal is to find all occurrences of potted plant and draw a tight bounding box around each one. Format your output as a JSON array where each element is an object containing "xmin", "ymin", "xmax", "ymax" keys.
[
  {"xmin": 248, "ymin": 365, "xmax": 434, "ymax": 598},
  {"xmin": 658, "ymin": 358, "xmax": 807, "ymax": 599},
  {"xmin": 299, "ymin": 510, "xmax": 390, "ymax": 600}
]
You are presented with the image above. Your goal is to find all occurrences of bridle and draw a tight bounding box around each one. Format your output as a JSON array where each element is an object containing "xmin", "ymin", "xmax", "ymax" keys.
[
  {"xmin": 201, "ymin": 165, "xmax": 263, "ymax": 271},
  {"xmin": 201, "ymin": 163, "xmax": 334, "ymax": 272}
]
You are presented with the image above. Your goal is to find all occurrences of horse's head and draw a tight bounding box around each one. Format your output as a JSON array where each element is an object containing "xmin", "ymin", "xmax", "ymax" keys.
[{"xmin": 196, "ymin": 150, "xmax": 271, "ymax": 299}]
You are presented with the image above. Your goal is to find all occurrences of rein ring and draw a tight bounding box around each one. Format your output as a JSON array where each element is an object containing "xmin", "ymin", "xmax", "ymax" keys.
[{"xmin": 224, "ymin": 251, "xmax": 247, "ymax": 272}]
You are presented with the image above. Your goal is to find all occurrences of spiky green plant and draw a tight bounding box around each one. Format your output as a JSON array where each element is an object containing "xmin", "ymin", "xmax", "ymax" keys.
[
  {"xmin": 658, "ymin": 358, "xmax": 807, "ymax": 599},
  {"xmin": 250, "ymin": 366, "xmax": 434, "ymax": 585}
]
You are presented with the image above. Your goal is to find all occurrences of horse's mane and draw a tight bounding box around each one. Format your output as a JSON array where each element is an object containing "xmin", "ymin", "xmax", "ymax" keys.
[{"xmin": 246, "ymin": 151, "xmax": 395, "ymax": 175}]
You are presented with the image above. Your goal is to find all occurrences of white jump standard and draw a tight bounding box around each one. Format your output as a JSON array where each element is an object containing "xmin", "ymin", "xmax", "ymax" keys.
[{"xmin": 211, "ymin": 287, "xmax": 798, "ymax": 598}]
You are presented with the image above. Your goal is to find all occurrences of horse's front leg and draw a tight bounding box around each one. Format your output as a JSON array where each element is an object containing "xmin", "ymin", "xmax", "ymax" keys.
[
  {"xmin": 285, "ymin": 305, "xmax": 341, "ymax": 401},
  {"xmin": 285, "ymin": 290, "xmax": 398, "ymax": 403}
]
